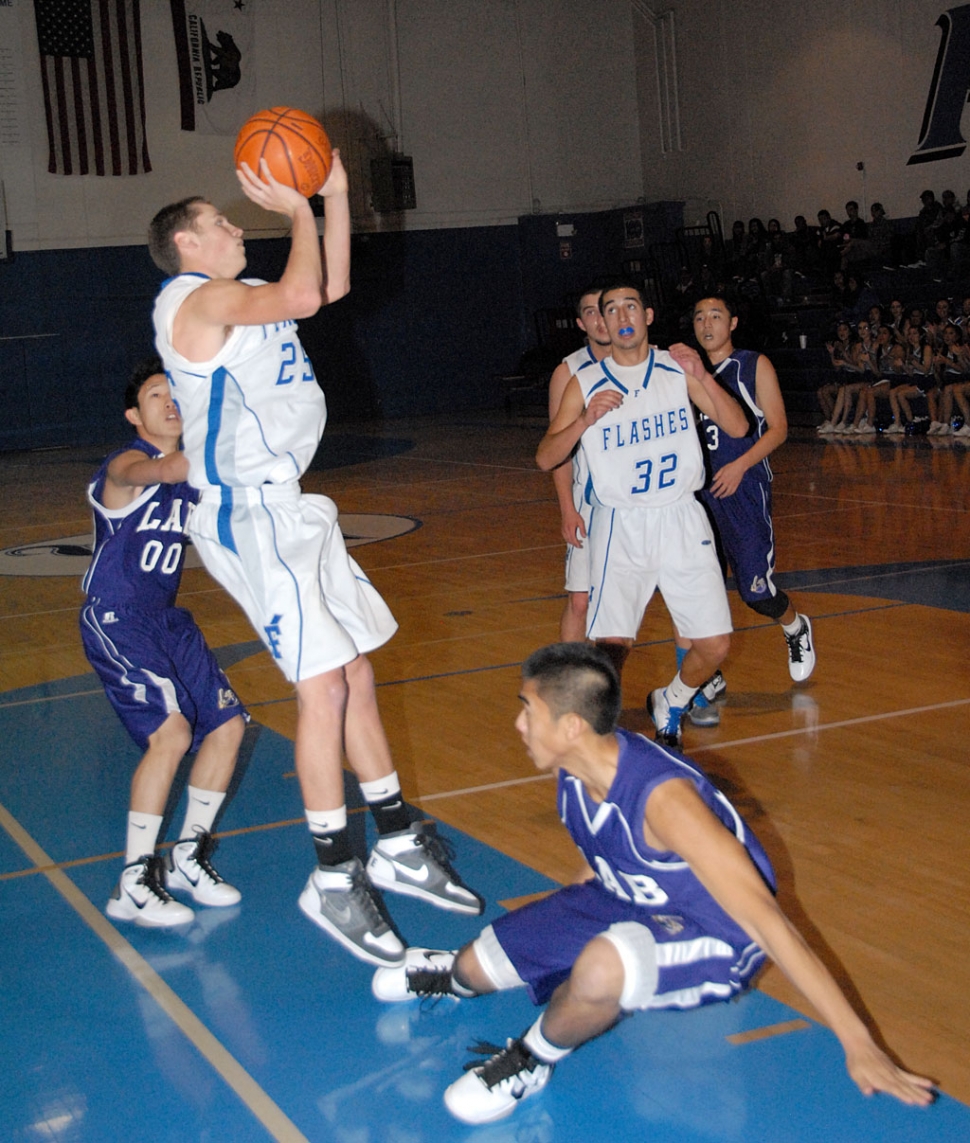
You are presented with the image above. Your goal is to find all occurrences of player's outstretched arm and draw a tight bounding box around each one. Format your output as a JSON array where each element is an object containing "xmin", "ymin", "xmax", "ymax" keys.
[
  {"xmin": 317, "ymin": 150, "xmax": 350, "ymax": 304},
  {"xmin": 108, "ymin": 449, "xmax": 188, "ymax": 489},
  {"xmin": 537, "ymin": 377, "xmax": 622, "ymax": 471},
  {"xmin": 100, "ymin": 449, "xmax": 189, "ymax": 510},
  {"xmin": 669, "ymin": 342, "xmax": 748, "ymax": 438},
  {"xmin": 709, "ymin": 355, "xmax": 789, "ymax": 499},
  {"xmin": 644, "ymin": 780, "xmax": 936, "ymax": 1107}
]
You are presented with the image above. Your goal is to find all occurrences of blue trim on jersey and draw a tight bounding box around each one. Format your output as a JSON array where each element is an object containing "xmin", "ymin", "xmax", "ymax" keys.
[
  {"xmin": 587, "ymin": 506, "xmax": 616, "ymax": 632},
  {"xmin": 158, "ymin": 271, "xmax": 210, "ymax": 291},
  {"xmin": 601, "ymin": 349, "xmax": 654, "ymax": 396},
  {"xmin": 259, "ymin": 488, "xmax": 305, "ymax": 680},
  {"xmin": 205, "ymin": 368, "xmax": 238, "ymax": 553}
]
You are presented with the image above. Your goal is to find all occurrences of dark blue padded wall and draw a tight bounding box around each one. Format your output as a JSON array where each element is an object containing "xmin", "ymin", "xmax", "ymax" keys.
[{"xmin": 0, "ymin": 204, "xmax": 681, "ymax": 450}]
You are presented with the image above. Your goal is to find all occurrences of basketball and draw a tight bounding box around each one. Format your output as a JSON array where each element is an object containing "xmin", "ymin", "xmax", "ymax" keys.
[{"xmin": 234, "ymin": 107, "xmax": 332, "ymax": 197}]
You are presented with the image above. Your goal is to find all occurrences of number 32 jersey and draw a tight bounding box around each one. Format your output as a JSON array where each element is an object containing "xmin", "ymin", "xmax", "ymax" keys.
[
  {"xmin": 82, "ymin": 438, "xmax": 195, "ymax": 609},
  {"xmin": 579, "ymin": 349, "xmax": 703, "ymax": 509},
  {"xmin": 153, "ymin": 273, "xmax": 326, "ymax": 490}
]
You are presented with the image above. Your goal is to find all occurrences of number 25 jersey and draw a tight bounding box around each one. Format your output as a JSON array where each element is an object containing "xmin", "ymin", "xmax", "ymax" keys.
[
  {"xmin": 153, "ymin": 273, "xmax": 326, "ymax": 490},
  {"xmin": 579, "ymin": 349, "xmax": 703, "ymax": 509}
]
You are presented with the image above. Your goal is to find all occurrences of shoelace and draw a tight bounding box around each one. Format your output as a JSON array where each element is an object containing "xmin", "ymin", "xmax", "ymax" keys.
[
  {"xmin": 139, "ymin": 854, "xmax": 177, "ymax": 902},
  {"xmin": 405, "ymin": 965, "xmax": 454, "ymax": 998},
  {"xmin": 185, "ymin": 830, "xmax": 224, "ymax": 883},
  {"xmin": 414, "ymin": 823, "xmax": 460, "ymax": 878},
  {"xmin": 785, "ymin": 624, "xmax": 807, "ymax": 662},
  {"xmin": 463, "ymin": 1038, "xmax": 541, "ymax": 1089},
  {"xmin": 346, "ymin": 863, "xmax": 390, "ymax": 932}
]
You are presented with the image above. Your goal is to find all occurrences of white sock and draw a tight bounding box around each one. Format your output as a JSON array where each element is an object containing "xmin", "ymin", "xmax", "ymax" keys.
[
  {"xmin": 523, "ymin": 1016, "xmax": 572, "ymax": 1064},
  {"xmin": 179, "ymin": 786, "xmax": 226, "ymax": 839},
  {"xmin": 665, "ymin": 671, "xmax": 697, "ymax": 709},
  {"xmin": 306, "ymin": 806, "xmax": 348, "ymax": 835},
  {"xmin": 125, "ymin": 812, "xmax": 163, "ymax": 865},
  {"xmin": 358, "ymin": 773, "xmax": 402, "ymax": 802},
  {"xmin": 781, "ymin": 614, "xmax": 803, "ymax": 636}
]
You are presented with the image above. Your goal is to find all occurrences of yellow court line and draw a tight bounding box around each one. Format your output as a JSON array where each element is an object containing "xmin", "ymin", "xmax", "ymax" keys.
[
  {"xmin": 0, "ymin": 799, "xmax": 310, "ymax": 1143},
  {"xmin": 726, "ymin": 1018, "xmax": 812, "ymax": 1046}
]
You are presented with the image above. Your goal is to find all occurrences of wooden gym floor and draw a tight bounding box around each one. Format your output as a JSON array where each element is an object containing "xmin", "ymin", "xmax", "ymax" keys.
[{"xmin": 0, "ymin": 413, "xmax": 968, "ymax": 1141}]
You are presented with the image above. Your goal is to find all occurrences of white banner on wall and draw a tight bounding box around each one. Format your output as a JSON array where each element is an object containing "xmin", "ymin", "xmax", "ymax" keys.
[{"xmin": 0, "ymin": 0, "xmax": 28, "ymax": 148}]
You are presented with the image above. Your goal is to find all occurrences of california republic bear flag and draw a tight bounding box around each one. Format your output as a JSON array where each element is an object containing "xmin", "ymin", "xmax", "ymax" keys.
[{"xmin": 170, "ymin": 0, "xmax": 255, "ymax": 133}]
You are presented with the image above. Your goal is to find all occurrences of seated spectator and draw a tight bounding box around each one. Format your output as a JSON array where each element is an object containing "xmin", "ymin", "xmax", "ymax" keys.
[
  {"xmin": 742, "ymin": 217, "xmax": 769, "ymax": 275},
  {"xmin": 817, "ymin": 209, "xmax": 843, "ymax": 273},
  {"xmin": 930, "ymin": 323, "xmax": 970, "ymax": 434},
  {"xmin": 841, "ymin": 274, "xmax": 881, "ymax": 324},
  {"xmin": 821, "ymin": 321, "xmax": 868, "ymax": 433},
  {"xmin": 789, "ymin": 214, "xmax": 819, "ymax": 274},
  {"xmin": 892, "ymin": 325, "xmax": 935, "ymax": 430},
  {"xmin": 761, "ymin": 221, "xmax": 796, "ymax": 304},
  {"xmin": 949, "ymin": 208, "xmax": 970, "ymax": 278},
  {"xmin": 867, "ymin": 332, "xmax": 910, "ymax": 433},
  {"xmin": 914, "ymin": 189, "xmax": 943, "ymax": 262},
  {"xmin": 727, "ymin": 219, "xmax": 747, "ymax": 276},
  {"xmin": 887, "ymin": 298, "xmax": 907, "ymax": 344},
  {"xmin": 925, "ymin": 198, "xmax": 959, "ymax": 279},
  {"xmin": 841, "ymin": 202, "xmax": 894, "ymax": 270}
]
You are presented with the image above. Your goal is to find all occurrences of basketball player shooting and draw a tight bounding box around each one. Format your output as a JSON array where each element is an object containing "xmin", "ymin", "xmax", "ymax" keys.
[{"xmin": 148, "ymin": 137, "xmax": 482, "ymax": 968}]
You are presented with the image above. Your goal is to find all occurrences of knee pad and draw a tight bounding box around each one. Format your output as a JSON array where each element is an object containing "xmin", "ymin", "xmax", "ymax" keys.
[
  {"xmin": 746, "ymin": 591, "xmax": 790, "ymax": 620},
  {"xmin": 472, "ymin": 925, "xmax": 528, "ymax": 992},
  {"xmin": 600, "ymin": 922, "xmax": 659, "ymax": 1011}
]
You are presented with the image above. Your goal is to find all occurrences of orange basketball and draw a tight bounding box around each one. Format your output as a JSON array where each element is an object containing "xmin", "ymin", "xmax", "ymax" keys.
[{"xmin": 234, "ymin": 107, "xmax": 332, "ymax": 197}]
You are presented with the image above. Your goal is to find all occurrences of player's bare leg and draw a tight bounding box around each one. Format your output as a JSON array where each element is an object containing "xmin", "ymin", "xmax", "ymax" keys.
[
  {"xmin": 559, "ymin": 592, "xmax": 588, "ymax": 643},
  {"xmin": 594, "ymin": 637, "xmax": 632, "ymax": 683},
  {"xmin": 130, "ymin": 712, "xmax": 193, "ymax": 816}
]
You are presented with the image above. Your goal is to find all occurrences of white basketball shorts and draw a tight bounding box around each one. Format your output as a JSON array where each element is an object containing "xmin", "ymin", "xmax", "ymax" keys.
[
  {"xmin": 585, "ymin": 495, "xmax": 731, "ymax": 641},
  {"xmin": 189, "ymin": 484, "xmax": 398, "ymax": 682}
]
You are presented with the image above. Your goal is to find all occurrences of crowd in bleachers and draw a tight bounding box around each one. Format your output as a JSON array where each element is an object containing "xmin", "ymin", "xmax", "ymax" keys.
[{"xmin": 667, "ymin": 189, "xmax": 970, "ymax": 438}]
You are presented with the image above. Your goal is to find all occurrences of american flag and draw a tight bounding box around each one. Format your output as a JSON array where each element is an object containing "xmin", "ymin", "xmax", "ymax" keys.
[{"xmin": 34, "ymin": 0, "xmax": 151, "ymax": 176}]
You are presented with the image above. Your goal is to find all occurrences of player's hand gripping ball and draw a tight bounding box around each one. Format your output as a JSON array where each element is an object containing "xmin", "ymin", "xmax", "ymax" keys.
[{"xmin": 234, "ymin": 107, "xmax": 332, "ymax": 197}]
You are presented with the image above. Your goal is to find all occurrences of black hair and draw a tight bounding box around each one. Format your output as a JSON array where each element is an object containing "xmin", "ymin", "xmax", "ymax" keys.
[
  {"xmin": 521, "ymin": 643, "xmax": 621, "ymax": 735},
  {"xmin": 574, "ymin": 282, "xmax": 606, "ymax": 317},
  {"xmin": 125, "ymin": 355, "xmax": 166, "ymax": 411},
  {"xmin": 692, "ymin": 292, "xmax": 737, "ymax": 319},
  {"xmin": 597, "ymin": 279, "xmax": 647, "ymax": 312},
  {"xmin": 148, "ymin": 196, "xmax": 206, "ymax": 275}
]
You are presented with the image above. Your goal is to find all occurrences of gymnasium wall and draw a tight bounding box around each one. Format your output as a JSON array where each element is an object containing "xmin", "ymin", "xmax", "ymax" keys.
[
  {"xmin": 632, "ymin": 0, "xmax": 969, "ymax": 230},
  {"xmin": 0, "ymin": 0, "xmax": 648, "ymax": 448}
]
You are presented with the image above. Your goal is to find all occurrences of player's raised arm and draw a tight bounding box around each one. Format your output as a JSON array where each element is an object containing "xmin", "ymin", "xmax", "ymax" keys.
[
  {"xmin": 317, "ymin": 150, "xmax": 350, "ymax": 304},
  {"xmin": 669, "ymin": 342, "xmax": 748, "ymax": 438},
  {"xmin": 537, "ymin": 376, "xmax": 623, "ymax": 471},
  {"xmin": 644, "ymin": 779, "xmax": 936, "ymax": 1107}
]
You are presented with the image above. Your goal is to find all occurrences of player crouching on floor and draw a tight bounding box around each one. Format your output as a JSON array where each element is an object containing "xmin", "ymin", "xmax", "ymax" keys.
[{"xmin": 371, "ymin": 643, "xmax": 934, "ymax": 1124}]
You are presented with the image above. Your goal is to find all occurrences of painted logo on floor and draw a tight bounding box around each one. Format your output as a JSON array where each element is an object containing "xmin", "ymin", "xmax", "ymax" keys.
[{"xmin": 0, "ymin": 514, "xmax": 421, "ymax": 576}]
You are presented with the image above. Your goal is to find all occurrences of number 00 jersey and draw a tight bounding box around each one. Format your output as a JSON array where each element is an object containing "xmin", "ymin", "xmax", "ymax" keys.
[
  {"xmin": 153, "ymin": 273, "xmax": 326, "ymax": 490},
  {"xmin": 82, "ymin": 438, "xmax": 195, "ymax": 609},
  {"xmin": 579, "ymin": 350, "xmax": 703, "ymax": 509}
]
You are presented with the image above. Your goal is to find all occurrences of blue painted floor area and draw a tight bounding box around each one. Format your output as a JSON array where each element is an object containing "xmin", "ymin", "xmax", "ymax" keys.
[
  {"xmin": 771, "ymin": 559, "xmax": 970, "ymax": 613},
  {"xmin": 2, "ymin": 675, "xmax": 967, "ymax": 1142}
]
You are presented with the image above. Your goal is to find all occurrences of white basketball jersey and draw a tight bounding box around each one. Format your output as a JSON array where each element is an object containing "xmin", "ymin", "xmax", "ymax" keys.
[
  {"xmin": 562, "ymin": 344, "xmax": 601, "ymax": 499},
  {"xmin": 579, "ymin": 349, "xmax": 703, "ymax": 509},
  {"xmin": 153, "ymin": 274, "xmax": 327, "ymax": 490}
]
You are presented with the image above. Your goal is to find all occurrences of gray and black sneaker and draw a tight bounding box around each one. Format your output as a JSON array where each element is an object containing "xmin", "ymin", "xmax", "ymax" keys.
[
  {"xmin": 367, "ymin": 821, "xmax": 484, "ymax": 915},
  {"xmin": 299, "ymin": 856, "xmax": 406, "ymax": 967}
]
